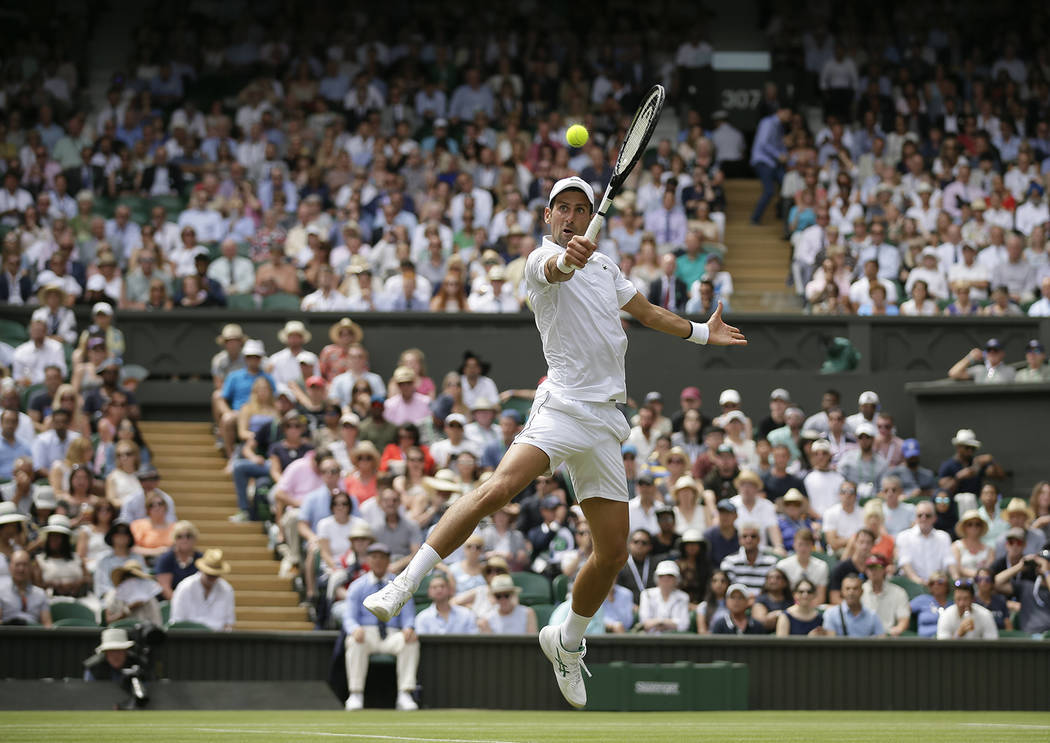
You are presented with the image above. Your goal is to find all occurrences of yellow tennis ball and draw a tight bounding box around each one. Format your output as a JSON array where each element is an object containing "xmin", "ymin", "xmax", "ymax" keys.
[{"xmin": 566, "ymin": 124, "xmax": 589, "ymax": 148}]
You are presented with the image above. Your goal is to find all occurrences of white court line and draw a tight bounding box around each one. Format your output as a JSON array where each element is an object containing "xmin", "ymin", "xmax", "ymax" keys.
[
  {"xmin": 960, "ymin": 723, "xmax": 1050, "ymax": 730},
  {"xmin": 195, "ymin": 727, "xmax": 521, "ymax": 743}
]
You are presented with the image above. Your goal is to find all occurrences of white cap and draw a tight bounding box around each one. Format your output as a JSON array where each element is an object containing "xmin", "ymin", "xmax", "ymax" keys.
[
  {"xmin": 719, "ymin": 389, "xmax": 741, "ymax": 406},
  {"xmin": 86, "ymin": 274, "xmax": 107, "ymax": 291},
  {"xmin": 445, "ymin": 413, "xmax": 468, "ymax": 426},
  {"xmin": 296, "ymin": 350, "xmax": 318, "ymax": 365},
  {"xmin": 811, "ymin": 439, "xmax": 832, "ymax": 453},
  {"xmin": 769, "ymin": 388, "xmax": 790, "ymax": 401},
  {"xmin": 723, "ymin": 410, "xmax": 747, "ymax": 425},
  {"xmin": 858, "ymin": 391, "xmax": 880, "ymax": 406},
  {"xmin": 855, "ymin": 421, "xmax": 877, "ymax": 438},
  {"xmin": 92, "ymin": 302, "xmax": 114, "ymax": 316},
  {"xmin": 243, "ymin": 339, "xmax": 266, "ymax": 357},
  {"xmin": 654, "ymin": 560, "xmax": 681, "ymax": 578},
  {"xmin": 548, "ymin": 176, "xmax": 595, "ymax": 209}
]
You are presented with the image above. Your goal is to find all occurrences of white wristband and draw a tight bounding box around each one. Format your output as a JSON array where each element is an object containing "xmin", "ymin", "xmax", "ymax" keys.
[
  {"xmin": 556, "ymin": 254, "xmax": 575, "ymax": 274},
  {"xmin": 686, "ymin": 321, "xmax": 709, "ymax": 345}
]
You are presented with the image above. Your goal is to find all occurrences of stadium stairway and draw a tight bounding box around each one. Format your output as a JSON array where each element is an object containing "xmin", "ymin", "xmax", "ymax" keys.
[
  {"xmin": 139, "ymin": 421, "xmax": 311, "ymax": 631},
  {"xmin": 721, "ymin": 179, "xmax": 802, "ymax": 313}
]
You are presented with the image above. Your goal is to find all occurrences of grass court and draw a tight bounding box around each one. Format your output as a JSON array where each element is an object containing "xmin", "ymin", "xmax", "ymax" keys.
[{"xmin": 3, "ymin": 710, "xmax": 1050, "ymax": 742}]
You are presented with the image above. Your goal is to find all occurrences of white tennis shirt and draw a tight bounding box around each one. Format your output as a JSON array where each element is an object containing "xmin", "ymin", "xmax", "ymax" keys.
[{"xmin": 526, "ymin": 238, "xmax": 640, "ymax": 404}]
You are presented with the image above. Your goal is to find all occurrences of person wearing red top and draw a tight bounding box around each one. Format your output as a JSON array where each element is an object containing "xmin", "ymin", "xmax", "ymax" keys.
[
  {"xmin": 380, "ymin": 424, "xmax": 435, "ymax": 475},
  {"xmin": 319, "ymin": 318, "xmax": 364, "ymax": 381},
  {"xmin": 345, "ymin": 441, "xmax": 381, "ymax": 505}
]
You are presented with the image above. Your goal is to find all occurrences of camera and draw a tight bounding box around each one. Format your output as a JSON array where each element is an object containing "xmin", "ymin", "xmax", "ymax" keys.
[
  {"xmin": 1024, "ymin": 559, "xmax": 1037, "ymax": 569},
  {"xmin": 84, "ymin": 622, "xmax": 166, "ymax": 710}
]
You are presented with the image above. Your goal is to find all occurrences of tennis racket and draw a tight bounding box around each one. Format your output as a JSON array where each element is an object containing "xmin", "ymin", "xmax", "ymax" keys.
[{"xmin": 561, "ymin": 83, "xmax": 666, "ymax": 272}]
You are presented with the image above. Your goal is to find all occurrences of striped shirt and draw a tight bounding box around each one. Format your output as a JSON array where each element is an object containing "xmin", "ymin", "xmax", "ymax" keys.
[{"xmin": 720, "ymin": 549, "xmax": 778, "ymax": 596}]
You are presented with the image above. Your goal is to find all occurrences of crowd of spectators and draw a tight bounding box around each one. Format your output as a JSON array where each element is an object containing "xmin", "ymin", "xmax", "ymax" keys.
[
  {"xmin": 0, "ymin": 2, "xmax": 739, "ymax": 323},
  {"xmin": 754, "ymin": 6, "xmax": 1050, "ymax": 315}
]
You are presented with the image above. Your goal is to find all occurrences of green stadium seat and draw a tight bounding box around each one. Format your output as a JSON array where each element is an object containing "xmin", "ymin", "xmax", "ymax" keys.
[
  {"xmin": 53, "ymin": 617, "xmax": 100, "ymax": 627},
  {"xmin": 261, "ymin": 292, "xmax": 302, "ymax": 311},
  {"xmin": 165, "ymin": 620, "xmax": 212, "ymax": 630},
  {"xmin": 108, "ymin": 618, "xmax": 140, "ymax": 630},
  {"xmin": 511, "ymin": 571, "xmax": 552, "ymax": 605},
  {"xmin": 551, "ymin": 573, "xmax": 569, "ymax": 604},
  {"xmin": 1000, "ymin": 629, "xmax": 1034, "ymax": 639},
  {"xmin": 226, "ymin": 293, "xmax": 256, "ymax": 310},
  {"xmin": 532, "ymin": 603, "xmax": 555, "ymax": 629},
  {"xmin": 0, "ymin": 318, "xmax": 29, "ymax": 346},
  {"xmin": 413, "ymin": 574, "xmax": 433, "ymax": 605},
  {"xmin": 890, "ymin": 575, "xmax": 928, "ymax": 600},
  {"xmin": 160, "ymin": 600, "xmax": 170, "ymax": 625},
  {"xmin": 500, "ymin": 396, "xmax": 532, "ymax": 423},
  {"xmin": 50, "ymin": 601, "xmax": 96, "ymax": 624},
  {"xmin": 810, "ymin": 550, "xmax": 838, "ymax": 572},
  {"xmin": 148, "ymin": 195, "xmax": 188, "ymax": 215}
]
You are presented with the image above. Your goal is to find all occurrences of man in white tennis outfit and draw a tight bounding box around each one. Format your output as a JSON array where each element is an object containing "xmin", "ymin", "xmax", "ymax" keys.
[{"xmin": 365, "ymin": 176, "xmax": 746, "ymax": 707}]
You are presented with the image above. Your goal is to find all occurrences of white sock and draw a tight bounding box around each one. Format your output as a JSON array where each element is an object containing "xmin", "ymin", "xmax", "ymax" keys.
[
  {"xmin": 399, "ymin": 543, "xmax": 441, "ymax": 590},
  {"xmin": 559, "ymin": 609, "xmax": 592, "ymax": 651}
]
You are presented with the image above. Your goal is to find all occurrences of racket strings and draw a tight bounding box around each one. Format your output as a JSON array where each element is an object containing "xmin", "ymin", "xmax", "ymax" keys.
[{"xmin": 613, "ymin": 89, "xmax": 665, "ymax": 177}]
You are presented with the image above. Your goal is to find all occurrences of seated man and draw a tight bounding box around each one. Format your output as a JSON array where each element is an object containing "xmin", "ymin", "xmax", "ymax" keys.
[
  {"xmin": 719, "ymin": 522, "xmax": 778, "ymax": 595},
  {"xmin": 708, "ymin": 582, "xmax": 765, "ymax": 634},
  {"xmin": 414, "ymin": 571, "xmax": 478, "ymax": 635},
  {"xmin": 0, "ymin": 550, "xmax": 52, "ymax": 625},
  {"xmin": 343, "ymin": 542, "xmax": 419, "ymax": 711},
  {"xmin": 936, "ymin": 579, "xmax": 998, "ymax": 640},
  {"xmin": 822, "ymin": 574, "xmax": 885, "ymax": 637},
  {"xmin": 859, "ymin": 553, "xmax": 910, "ymax": 637},
  {"xmin": 169, "ymin": 549, "xmax": 236, "ymax": 631},
  {"xmin": 895, "ymin": 501, "xmax": 953, "ymax": 583}
]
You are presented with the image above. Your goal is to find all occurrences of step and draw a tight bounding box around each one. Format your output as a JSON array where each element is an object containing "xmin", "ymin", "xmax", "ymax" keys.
[
  {"xmin": 235, "ymin": 620, "xmax": 314, "ymax": 632},
  {"xmin": 139, "ymin": 422, "xmax": 213, "ymax": 433},
  {"xmin": 227, "ymin": 574, "xmax": 293, "ymax": 591},
  {"xmin": 153, "ymin": 468, "xmax": 232, "ymax": 481},
  {"xmin": 145, "ymin": 444, "xmax": 222, "ymax": 456},
  {"xmin": 214, "ymin": 546, "xmax": 275, "ymax": 561},
  {"xmin": 195, "ymin": 532, "xmax": 267, "ymax": 546},
  {"xmin": 236, "ymin": 606, "xmax": 310, "ymax": 621},
  {"xmin": 145, "ymin": 434, "xmax": 218, "ymax": 446},
  {"xmin": 187, "ymin": 521, "xmax": 262, "ymax": 535},
  {"xmin": 234, "ymin": 590, "xmax": 299, "ymax": 607},
  {"xmin": 152, "ymin": 455, "xmax": 228, "ymax": 468},
  {"xmin": 173, "ymin": 505, "xmax": 246, "ymax": 520},
  {"xmin": 229, "ymin": 560, "xmax": 283, "ymax": 575}
]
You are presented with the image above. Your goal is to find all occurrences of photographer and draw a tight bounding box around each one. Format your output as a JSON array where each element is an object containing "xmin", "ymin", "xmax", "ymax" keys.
[
  {"xmin": 83, "ymin": 627, "xmax": 158, "ymax": 709},
  {"xmin": 994, "ymin": 546, "xmax": 1050, "ymax": 635}
]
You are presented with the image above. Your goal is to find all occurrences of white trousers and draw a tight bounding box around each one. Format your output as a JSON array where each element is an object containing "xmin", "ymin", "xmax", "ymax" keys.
[{"xmin": 345, "ymin": 625, "xmax": 419, "ymax": 693}]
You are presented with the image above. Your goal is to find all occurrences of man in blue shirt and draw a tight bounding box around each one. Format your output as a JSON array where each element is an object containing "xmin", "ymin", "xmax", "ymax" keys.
[
  {"xmin": 343, "ymin": 542, "xmax": 418, "ymax": 711},
  {"xmin": 480, "ymin": 410, "xmax": 523, "ymax": 470},
  {"xmin": 822, "ymin": 574, "xmax": 885, "ymax": 637},
  {"xmin": 0, "ymin": 409, "xmax": 31, "ymax": 480},
  {"xmin": 219, "ymin": 339, "xmax": 275, "ymax": 458},
  {"xmin": 415, "ymin": 572, "xmax": 478, "ymax": 635},
  {"xmin": 749, "ymin": 106, "xmax": 792, "ymax": 225}
]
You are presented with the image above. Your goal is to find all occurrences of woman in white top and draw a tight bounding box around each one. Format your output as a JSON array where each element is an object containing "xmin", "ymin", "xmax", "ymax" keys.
[
  {"xmin": 951, "ymin": 509, "xmax": 994, "ymax": 579},
  {"xmin": 723, "ymin": 410, "xmax": 758, "ymax": 472},
  {"xmin": 480, "ymin": 502, "xmax": 530, "ymax": 571},
  {"xmin": 449, "ymin": 533, "xmax": 488, "ymax": 595},
  {"xmin": 480, "ymin": 574, "xmax": 536, "ymax": 634},
  {"xmin": 105, "ymin": 441, "xmax": 143, "ymax": 508},
  {"xmin": 76, "ymin": 496, "xmax": 116, "ymax": 574},
  {"xmin": 638, "ymin": 560, "xmax": 691, "ymax": 634},
  {"xmin": 457, "ymin": 351, "xmax": 499, "ymax": 409},
  {"xmin": 899, "ymin": 278, "xmax": 939, "ymax": 316},
  {"xmin": 672, "ymin": 476, "xmax": 708, "ymax": 534}
]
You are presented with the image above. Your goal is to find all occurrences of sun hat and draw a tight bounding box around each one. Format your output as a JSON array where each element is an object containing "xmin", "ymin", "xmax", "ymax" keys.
[
  {"xmin": 328, "ymin": 317, "xmax": 364, "ymax": 344},
  {"xmin": 951, "ymin": 429, "xmax": 981, "ymax": 448},
  {"xmin": 1001, "ymin": 498, "xmax": 1035, "ymax": 524},
  {"xmin": 277, "ymin": 320, "xmax": 312, "ymax": 344},
  {"xmin": 488, "ymin": 573, "xmax": 521, "ymax": 595},
  {"xmin": 243, "ymin": 339, "xmax": 266, "ymax": 357},
  {"xmin": 111, "ymin": 559, "xmax": 153, "ymax": 587},
  {"xmin": 195, "ymin": 548, "xmax": 232, "ymax": 576},
  {"xmin": 0, "ymin": 502, "xmax": 27, "ymax": 526},
  {"xmin": 215, "ymin": 323, "xmax": 245, "ymax": 345},
  {"xmin": 95, "ymin": 628, "xmax": 135, "ymax": 653},
  {"xmin": 655, "ymin": 560, "xmax": 681, "ymax": 578},
  {"xmin": 956, "ymin": 509, "xmax": 989, "ymax": 538},
  {"xmin": 41, "ymin": 513, "xmax": 73, "ymax": 536},
  {"xmin": 422, "ymin": 469, "xmax": 461, "ymax": 493}
]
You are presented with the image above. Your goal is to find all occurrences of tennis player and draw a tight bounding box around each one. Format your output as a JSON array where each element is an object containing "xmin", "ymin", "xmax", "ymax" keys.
[{"xmin": 366, "ymin": 176, "xmax": 746, "ymax": 707}]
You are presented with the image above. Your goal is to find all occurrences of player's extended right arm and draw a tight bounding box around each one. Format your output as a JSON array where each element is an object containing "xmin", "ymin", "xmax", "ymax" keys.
[{"xmin": 622, "ymin": 294, "xmax": 747, "ymax": 348}]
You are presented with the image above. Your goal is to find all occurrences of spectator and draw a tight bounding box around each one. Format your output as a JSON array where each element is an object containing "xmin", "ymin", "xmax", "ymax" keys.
[
  {"xmin": 860, "ymin": 554, "xmax": 911, "ymax": 637},
  {"xmin": 709, "ymin": 582, "xmax": 765, "ymax": 634},
  {"xmin": 479, "ymin": 573, "xmax": 537, "ymax": 634},
  {"xmin": 415, "ymin": 572, "xmax": 478, "ymax": 635},
  {"xmin": 319, "ymin": 319, "xmax": 365, "ymax": 382},
  {"xmin": 802, "ymin": 439, "xmax": 844, "ymax": 517},
  {"xmin": 1016, "ymin": 339, "xmax": 1050, "ymax": 382},
  {"xmin": 885, "ymin": 439, "xmax": 936, "ymax": 502},
  {"xmin": 910, "ymin": 571, "xmax": 954, "ymax": 638},
  {"xmin": 937, "ymin": 428, "xmax": 1004, "ymax": 496},
  {"xmin": 103, "ymin": 560, "xmax": 163, "ymax": 626},
  {"xmin": 637, "ymin": 560, "xmax": 690, "ymax": 634},
  {"xmin": 154, "ymin": 520, "xmax": 202, "ymax": 600},
  {"xmin": 729, "ymin": 470, "xmax": 784, "ymax": 553},
  {"xmin": 0, "ymin": 550, "xmax": 52, "ymax": 626},
  {"xmin": 973, "ymin": 566, "xmax": 1012, "ymax": 631},
  {"xmin": 330, "ymin": 344, "xmax": 385, "ymax": 404},
  {"xmin": 480, "ymin": 410, "xmax": 522, "ymax": 472},
  {"xmin": 823, "ymin": 481, "xmax": 864, "ymax": 556},
  {"xmin": 719, "ymin": 522, "xmax": 778, "ymax": 595},
  {"xmin": 994, "ymin": 498, "xmax": 1045, "ymax": 559},
  {"xmin": 829, "ymin": 528, "xmax": 876, "ymax": 604},
  {"xmin": 936, "ymin": 579, "xmax": 998, "ymax": 640},
  {"xmin": 627, "ymin": 473, "xmax": 661, "ymax": 536},
  {"xmin": 384, "ymin": 368, "xmax": 431, "ymax": 427},
  {"xmin": 704, "ymin": 500, "xmax": 740, "ymax": 568},
  {"xmin": 343, "ymin": 542, "xmax": 418, "ymax": 711},
  {"xmin": 617, "ymin": 528, "xmax": 656, "ymax": 606},
  {"xmin": 207, "ymin": 238, "xmax": 255, "ymax": 297},
  {"xmin": 218, "ymin": 340, "xmax": 275, "ymax": 457},
  {"xmin": 775, "ymin": 578, "xmax": 827, "ymax": 636},
  {"xmin": 672, "ymin": 475, "xmax": 710, "ymax": 535},
  {"xmin": 750, "ymin": 567, "xmax": 793, "ymax": 631},
  {"xmin": 369, "ymin": 488, "xmax": 423, "ymax": 572},
  {"xmin": 170, "ymin": 548, "xmax": 236, "ymax": 631},
  {"xmin": 129, "ymin": 491, "xmax": 175, "ymax": 559},
  {"xmin": 33, "ymin": 514, "xmax": 87, "ymax": 598},
  {"xmin": 952, "ymin": 510, "xmax": 994, "ymax": 579},
  {"xmin": 776, "ymin": 489, "xmax": 815, "ymax": 553},
  {"xmin": 457, "ymin": 351, "xmax": 499, "ymax": 410},
  {"xmin": 822, "ymin": 574, "xmax": 885, "ymax": 637},
  {"xmin": 836, "ymin": 422, "xmax": 887, "ymax": 501},
  {"xmin": 750, "ymin": 106, "xmax": 791, "ymax": 225},
  {"xmin": 13, "ymin": 317, "xmax": 67, "ymax": 388},
  {"xmin": 896, "ymin": 501, "xmax": 953, "ymax": 583}
]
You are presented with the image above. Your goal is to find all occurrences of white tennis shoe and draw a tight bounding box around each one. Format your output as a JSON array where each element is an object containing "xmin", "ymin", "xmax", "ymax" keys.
[
  {"xmin": 396, "ymin": 691, "xmax": 418, "ymax": 711},
  {"xmin": 363, "ymin": 577, "xmax": 413, "ymax": 622},
  {"xmin": 538, "ymin": 625, "xmax": 591, "ymax": 709},
  {"xmin": 344, "ymin": 693, "xmax": 363, "ymax": 711}
]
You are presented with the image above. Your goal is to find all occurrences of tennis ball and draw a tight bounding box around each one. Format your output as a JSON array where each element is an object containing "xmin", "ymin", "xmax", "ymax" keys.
[{"xmin": 566, "ymin": 124, "xmax": 589, "ymax": 148}]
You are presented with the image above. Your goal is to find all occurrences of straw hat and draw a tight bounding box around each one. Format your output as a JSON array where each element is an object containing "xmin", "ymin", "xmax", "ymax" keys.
[
  {"xmin": 350, "ymin": 440, "xmax": 381, "ymax": 462},
  {"xmin": 951, "ymin": 429, "xmax": 981, "ymax": 448},
  {"xmin": 423, "ymin": 469, "xmax": 461, "ymax": 493},
  {"xmin": 328, "ymin": 317, "xmax": 364, "ymax": 344},
  {"xmin": 36, "ymin": 282, "xmax": 67, "ymax": 305},
  {"xmin": 95, "ymin": 628, "xmax": 135, "ymax": 653},
  {"xmin": 195, "ymin": 548, "xmax": 232, "ymax": 576},
  {"xmin": 348, "ymin": 521, "xmax": 374, "ymax": 540},
  {"xmin": 1001, "ymin": 498, "xmax": 1035, "ymax": 524},
  {"xmin": 0, "ymin": 501, "xmax": 27, "ymax": 526},
  {"xmin": 955, "ymin": 509, "xmax": 989, "ymax": 538},
  {"xmin": 488, "ymin": 574, "xmax": 521, "ymax": 595},
  {"xmin": 733, "ymin": 469, "xmax": 762, "ymax": 489},
  {"xmin": 214, "ymin": 323, "xmax": 245, "ymax": 345},
  {"xmin": 277, "ymin": 320, "xmax": 312, "ymax": 344},
  {"xmin": 672, "ymin": 475, "xmax": 700, "ymax": 495},
  {"xmin": 111, "ymin": 559, "xmax": 153, "ymax": 587},
  {"xmin": 661, "ymin": 446, "xmax": 690, "ymax": 467},
  {"xmin": 41, "ymin": 513, "xmax": 73, "ymax": 537}
]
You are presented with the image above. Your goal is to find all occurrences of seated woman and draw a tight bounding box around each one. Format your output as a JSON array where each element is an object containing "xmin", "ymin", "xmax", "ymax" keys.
[
  {"xmin": 910, "ymin": 571, "xmax": 953, "ymax": 638},
  {"xmin": 92, "ymin": 521, "xmax": 146, "ymax": 598},
  {"xmin": 478, "ymin": 574, "xmax": 537, "ymax": 634},
  {"xmin": 130, "ymin": 495, "xmax": 176, "ymax": 561},
  {"xmin": 750, "ymin": 567, "xmax": 794, "ymax": 631},
  {"xmin": 104, "ymin": 441, "xmax": 143, "ymax": 509},
  {"xmin": 103, "ymin": 560, "xmax": 163, "ymax": 626},
  {"xmin": 856, "ymin": 283, "xmax": 899, "ymax": 316},
  {"xmin": 76, "ymin": 496, "xmax": 116, "ymax": 575},
  {"xmin": 480, "ymin": 502, "xmax": 530, "ymax": 572},
  {"xmin": 775, "ymin": 578, "xmax": 828, "ymax": 636},
  {"xmin": 638, "ymin": 560, "xmax": 691, "ymax": 634},
  {"xmin": 379, "ymin": 424, "xmax": 435, "ymax": 476},
  {"xmin": 33, "ymin": 514, "xmax": 88, "ymax": 598},
  {"xmin": 695, "ymin": 570, "xmax": 730, "ymax": 634},
  {"xmin": 153, "ymin": 520, "xmax": 202, "ymax": 601}
]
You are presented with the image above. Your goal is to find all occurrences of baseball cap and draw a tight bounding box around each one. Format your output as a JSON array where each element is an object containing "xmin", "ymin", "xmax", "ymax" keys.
[
  {"xmin": 855, "ymin": 421, "xmax": 877, "ymax": 438},
  {"xmin": 366, "ymin": 542, "xmax": 391, "ymax": 555},
  {"xmin": 858, "ymin": 391, "xmax": 880, "ymax": 406},
  {"xmin": 865, "ymin": 553, "xmax": 888, "ymax": 567},
  {"xmin": 723, "ymin": 410, "xmax": 747, "ymax": 425},
  {"xmin": 726, "ymin": 583, "xmax": 750, "ymax": 598},
  {"xmin": 444, "ymin": 412, "xmax": 467, "ymax": 426},
  {"xmin": 499, "ymin": 409, "xmax": 523, "ymax": 424},
  {"xmin": 621, "ymin": 443, "xmax": 639, "ymax": 457},
  {"xmin": 654, "ymin": 560, "xmax": 680, "ymax": 578},
  {"xmin": 296, "ymin": 350, "xmax": 318, "ymax": 366},
  {"xmin": 719, "ymin": 389, "xmax": 741, "ymax": 405},
  {"xmin": 901, "ymin": 438, "xmax": 921, "ymax": 458},
  {"xmin": 644, "ymin": 391, "xmax": 663, "ymax": 404},
  {"xmin": 1005, "ymin": 526, "xmax": 1027, "ymax": 540},
  {"xmin": 92, "ymin": 302, "xmax": 114, "ymax": 316},
  {"xmin": 985, "ymin": 338, "xmax": 1003, "ymax": 351},
  {"xmin": 769, "ymin": 388, "xmax": 790, "ymax": 401},
  {"xmin": 548, "ymin": 176, "xmax": 595, "ymax": 209},
  {"xmin": 305, "ymin": 376, "xmax": 326, "ymax": 388},
  {"xmin": 340, "ymin": 412, "xmax": 361, "ymax": 426},
  {"xmin": 811, "ymin": 439, "xmax": 832, "ymax": 453},
  {"xmin": 716, "ymin": 500, "xmax": 737, "ymax": 513},
  {"xmin": 540, "ymin": 495, "xmax": 562, "ymax": 510},
  {"xmin": 681, "ymin": 386, "xmax": 701, "ymax": 400},
  {"xmin": 1026, "ymin": 339, "xmax": 1045, "ymax": 353},
  {"xmin": 716, "ymin": 442, "xmax": 735, "ymax": 455},
  {"xmin": 243, "ymin": 339, "xmax": 265, "ymax": 357},
  {"xmin": 636, "ymin": 473, "xmax": 655, "ymax": 486}
]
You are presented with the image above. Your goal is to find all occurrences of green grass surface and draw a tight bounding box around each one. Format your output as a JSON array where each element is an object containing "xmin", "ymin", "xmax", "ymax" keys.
[{"xmin": 3, "ymin": 710, "xmax": 1050, "ymax": 743}]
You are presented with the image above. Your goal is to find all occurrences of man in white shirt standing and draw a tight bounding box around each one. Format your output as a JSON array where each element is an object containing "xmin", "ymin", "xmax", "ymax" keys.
[
  {"xmin": 363, "ymin": 176, "xmax": 746, "ymax": 709},
  {"xmin": 895, "ymin": 501, "xmax": 953, "ymax": 583},
  {"xmin": 170, "ymin": 549, "xmax": 236, "ymax": 631}
]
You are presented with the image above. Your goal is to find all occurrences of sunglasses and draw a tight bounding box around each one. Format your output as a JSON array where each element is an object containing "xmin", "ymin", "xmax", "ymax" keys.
[
  {"xmin": 333, "ymin": 501, "xmax": 352, "ymax": 508},
  {"xmin": 795, "ymin": 588, "xmax": 814, "ymax": 595},
  {"xmin": 484, "ymin": 568, "xmax": 504, "ymax": 574},
  {"xmin": 321, "ymin": 468, "xmax": 341, "ymax": 475},
  {"xmin": 148, "ymin": 502, "xmax": 166, "ymax": 508},
  {"xmin": 954, "ymin": 579, "xmax": 973, "ymax": 589},
  {"xmin": 176, "ymin": 533, "xmax": 194, "ymax": 539},
  {"xmin": 494, "ymin": 593, "xmax": 513, "ymax": 599},
  {"xmin": 465, "ymin": 544, "xmax": 482, "ymax": 550},
  {"xmin": 917, "ymin": 513, "xmax": 934, "ymax": 518}
]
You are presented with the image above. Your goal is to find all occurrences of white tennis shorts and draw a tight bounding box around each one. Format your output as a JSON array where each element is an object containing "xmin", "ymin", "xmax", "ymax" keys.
[{"xmin": 514, "ymin": 390, "xmax": 631, "ymax": 503}]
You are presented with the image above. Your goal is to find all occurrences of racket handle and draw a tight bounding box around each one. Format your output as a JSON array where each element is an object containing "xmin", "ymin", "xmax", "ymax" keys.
[{"xmin": 584, "ymin": 213, "xmax": 605, "ymax": 243}]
